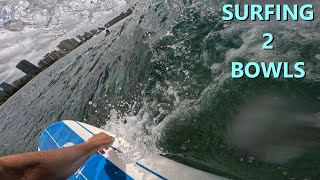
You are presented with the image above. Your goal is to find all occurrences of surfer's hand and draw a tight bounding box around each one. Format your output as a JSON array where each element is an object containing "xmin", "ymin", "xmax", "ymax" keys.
[{"xmin": 87, "ymin": 132, "xmax": 115, "ymax": 154}]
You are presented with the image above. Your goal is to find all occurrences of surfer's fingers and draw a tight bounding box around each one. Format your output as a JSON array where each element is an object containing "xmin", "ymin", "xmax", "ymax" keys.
[
  {"xmin": 88, "ymin": 132, "xmax": 114, "ymax": 145},
  {"xmin": 97, "ymin": 147, "xmax": 110, "ymax": 154},
  {"xmin": 98, "ymin": 149, "xmax": 105, "ymax": 154}
]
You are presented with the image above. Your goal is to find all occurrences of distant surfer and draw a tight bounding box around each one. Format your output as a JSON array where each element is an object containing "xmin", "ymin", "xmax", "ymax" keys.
[
  {"xmin": 105, "ymin": 29, "xmax": 110, "ymax": 37},
  {"xmin": 0, "ymin": 132, "xmax": 114, "ymax": 180}
]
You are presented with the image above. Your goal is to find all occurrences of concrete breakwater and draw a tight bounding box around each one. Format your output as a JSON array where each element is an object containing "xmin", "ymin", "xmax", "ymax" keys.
[{"xmin": 0, "ymin": 8, "xmax": 133, "ymax": 106}]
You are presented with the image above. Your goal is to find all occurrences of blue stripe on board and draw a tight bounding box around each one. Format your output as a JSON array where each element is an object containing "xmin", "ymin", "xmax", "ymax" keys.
[
  {"xmin": 136, "ymin": 163, "xmax": 168, "ymax": 180},
  {"xmin": 75, "ymin": 121, "xmax": 94, "ymax": 134},
  {"xmin": 74, "ymin": 121, "xmax": 167, "ymax": 180},
  {"xmin": 74, "ymin": 121, "xmax": 121, "ymax": 152},
  {"xmin": 39, "ymin": 121, "xmax": 134, "ymax": 180}
]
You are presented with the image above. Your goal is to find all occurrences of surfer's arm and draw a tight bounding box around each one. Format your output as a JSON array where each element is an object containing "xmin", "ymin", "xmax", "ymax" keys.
[{"xmin": 0, "ymin": 132, "xmax": 114, "ymax": 180}]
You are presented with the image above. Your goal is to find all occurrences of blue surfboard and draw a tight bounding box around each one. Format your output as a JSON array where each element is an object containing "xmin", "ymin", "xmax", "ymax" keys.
[{"xmin": 38, "ymin": 120, "xmax": 226, "ymax": 180}]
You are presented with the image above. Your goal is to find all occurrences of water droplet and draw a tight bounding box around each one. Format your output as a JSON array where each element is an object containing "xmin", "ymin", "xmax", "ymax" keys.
[
  {"xmin": 180, "ymin": 144, "xmax": 186, "ymax": 151},
  {"xmin": 248, "ymin": 156, "xmax": 254, "ymax": 163}
]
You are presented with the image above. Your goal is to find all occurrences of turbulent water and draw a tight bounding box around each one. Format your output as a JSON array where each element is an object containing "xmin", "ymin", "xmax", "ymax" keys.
[{"xmin": 0, "ymin": 0, "xmax": 320, "ymax": 179}]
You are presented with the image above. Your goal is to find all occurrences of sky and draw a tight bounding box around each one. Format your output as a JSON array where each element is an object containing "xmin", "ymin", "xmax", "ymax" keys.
[{"xmin": 0, "ymin": 0, "xmax": 127, "ymax": 83}]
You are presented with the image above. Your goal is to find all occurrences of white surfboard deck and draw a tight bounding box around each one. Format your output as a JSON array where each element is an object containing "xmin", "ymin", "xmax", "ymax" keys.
[{"xmin": 38, "ymin": 120, "xmax": 226, "ymax": 180}]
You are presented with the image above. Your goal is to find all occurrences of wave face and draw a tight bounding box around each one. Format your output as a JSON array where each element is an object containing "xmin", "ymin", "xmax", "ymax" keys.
[{"xmin": 0, "ymin": 0, "xmax": 320, "ymax": 179}]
